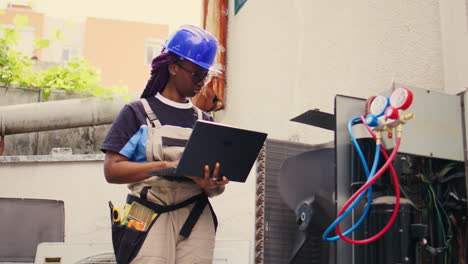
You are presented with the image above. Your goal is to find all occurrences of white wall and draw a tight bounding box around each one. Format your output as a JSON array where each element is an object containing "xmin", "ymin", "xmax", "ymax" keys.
[
  {"xmin": 0, "ymin": 160, "xmax": 127, "ymax": 244},
  {"xmin": 0, "ymin": 159, "xmax": 255, "ymax": 261},
  {"xmin": 215, "ymin": 0, "xmax": 447, "ymax": 262},
  {"xmin": 439, "ymin": 0, "xmax": 468, "ymax": 94},
  {"xmin": 219, "ymin": 0, "xmax": 444, "ymax": 144}
]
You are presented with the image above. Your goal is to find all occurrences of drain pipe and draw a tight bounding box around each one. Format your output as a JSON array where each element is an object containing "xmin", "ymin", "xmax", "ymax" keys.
[{"xmin": 0, "ymin": 97, "xmax": 126, "ymax": 135}]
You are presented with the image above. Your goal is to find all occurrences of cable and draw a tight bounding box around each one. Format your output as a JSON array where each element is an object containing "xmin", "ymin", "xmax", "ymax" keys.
[
  {"xmin": 335, "ymin": 121, "xmax": 402, "ymax": 244},
  {"xmin": 431, "ymin": 187, "xmax": 447, "ymax": 242},
  {"xmin": 434, "ymin": 162, "xmax": 459, "ymax": 180},
  {"xmin": 439, "ymin": 172, "xmax": 464, "ymax": 183},
  {"xmin": 449, "ymin": 215, "xmax": 464, "ymax": 264},
  {"xmin": 430, "ymin": 186, "xmax": 448, "ymax": 264},
  {"xmin": 322, "ymin": 117, "xmax": 377, "ymax": 241},
  {"xmin": 348, "ymin": 117, "xmax": 370, "ymax": 176},
  {"xmin": 464, "ymin": 226, "xmax": 468, "ymax": 264},
  {"xmin": 336, "ymin": 137, "xmax": 401, "ymax": 244},
  {"xmin": 322, "ymin": 124, "xmax": 380, "ymax": 240},
  {"xmin": 400, "ymin": 184, "xmax": 425, "ymax": 211},
  {"xmin": 418, "ymin": 172, "xmax": 454, "ymax": 260}
]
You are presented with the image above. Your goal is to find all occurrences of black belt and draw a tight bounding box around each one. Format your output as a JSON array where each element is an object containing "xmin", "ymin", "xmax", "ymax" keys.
[{"xmin": 127, "ymin": 187, "xmax": 217, "ymax": 238}]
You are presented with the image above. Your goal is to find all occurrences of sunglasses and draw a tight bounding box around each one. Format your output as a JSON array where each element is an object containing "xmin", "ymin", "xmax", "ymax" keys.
[{"xmin": 175, "ymin": 63, "xmax": 213, "ymax": 85}]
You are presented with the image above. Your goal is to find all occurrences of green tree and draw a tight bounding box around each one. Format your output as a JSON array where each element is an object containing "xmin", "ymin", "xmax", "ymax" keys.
[
  {"xmin": 0, "ymin": 12, "xmax": 129, "ymax": 100},
  {"xmin": 0, "ymin": 14, "xmax": 34, "ymax": 87}
]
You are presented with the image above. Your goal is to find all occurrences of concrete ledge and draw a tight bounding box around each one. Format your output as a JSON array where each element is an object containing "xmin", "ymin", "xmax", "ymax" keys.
[{"xmin": 0, "ymin": 154, "xmax": 105, "ymax": 163}]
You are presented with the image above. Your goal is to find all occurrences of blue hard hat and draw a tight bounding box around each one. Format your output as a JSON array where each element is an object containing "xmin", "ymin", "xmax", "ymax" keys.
[{"xmin": 163, "ymin": 25, "xmax": 220, "ymax": 73}]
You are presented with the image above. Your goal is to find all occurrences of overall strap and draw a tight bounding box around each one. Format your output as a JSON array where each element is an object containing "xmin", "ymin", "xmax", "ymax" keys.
[
  {"xmin": 140, "ymin": 186, "xmax": 150, "ymax": 200},
  {"xmin": 140, "ymin": 98, "xmax": 163, "ymax": 162},
  {"xmin": 140, "ymin": 98, "xmax": 162, "ymax": 128},
  {"xmin": 194, "ymin": 106, "xmax": 203, "ymax": 120},
  {"xmin": 179, "ymin": 196, "xmax": 218, "ymax": 237},
  {"xmin": 145, "ymin": 116, "xmax": 154, "ymax": 162}
]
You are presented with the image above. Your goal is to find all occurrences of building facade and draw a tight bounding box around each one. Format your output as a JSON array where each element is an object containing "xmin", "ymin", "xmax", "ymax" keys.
[{"xmin": 1, "ymin": 4, "xmax": 168, "ymax": 95}]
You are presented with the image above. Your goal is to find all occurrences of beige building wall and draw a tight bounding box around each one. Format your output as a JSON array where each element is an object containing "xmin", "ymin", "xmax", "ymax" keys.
[
  {"xmin": 84, "ymin": 18, "xmax": 169, "ymax": 94},
  {"xmin": 0, "ymin": 7, "xmax": 45, "ymax": 58},
  {"xmin": 41, "ymin": 17, "xmax": 85, "ymax": 64}
]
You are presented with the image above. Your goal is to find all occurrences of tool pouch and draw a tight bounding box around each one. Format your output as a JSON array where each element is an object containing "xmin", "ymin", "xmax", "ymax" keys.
[
  {"xmin": 109, "ymin": 191, "xmax": 215, "ymax": 264},
  {"xmin": 111, "ymin": 223, "xmax": 150, "ymax": 264},
  {"xmin": 109, "ymin": 197, "xmax": 159, "ymax": 264}
]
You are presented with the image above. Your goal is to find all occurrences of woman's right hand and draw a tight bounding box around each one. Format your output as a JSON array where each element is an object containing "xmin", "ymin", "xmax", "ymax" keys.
[
  {"xmin": 164, "ymin": 160, "xmax": 179, "ymax": 168},
  {"xmin": 104, "ymin": 151, "xmax": 179, "ymax": 184},
  {"xmin": 186, "ymin": 162, "xmax": 229, "ymax": 197}
]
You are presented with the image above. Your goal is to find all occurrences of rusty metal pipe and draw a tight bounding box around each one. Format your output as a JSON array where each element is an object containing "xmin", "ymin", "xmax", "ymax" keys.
[{"xmin": 0, "ymin": 97, "xmax": 126, "ymax": 135}]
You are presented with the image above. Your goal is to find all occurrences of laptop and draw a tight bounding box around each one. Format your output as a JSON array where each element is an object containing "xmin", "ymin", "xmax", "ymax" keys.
[{"xmin": 146, "ymin": 120, "xmax": 267, "ymax": 182}]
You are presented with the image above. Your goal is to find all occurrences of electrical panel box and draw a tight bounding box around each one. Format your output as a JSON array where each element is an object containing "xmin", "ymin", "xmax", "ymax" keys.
[
  {"xmin": 381, "ymin": 83, "xmax": 464, "ymax": 162},
  {"xmin": 286, "ymin": 83, "xmax": 467, "ymax": 264},
  {"xmin": 333, "ymin": 84, "xmax": 467, "ymax": 264}
]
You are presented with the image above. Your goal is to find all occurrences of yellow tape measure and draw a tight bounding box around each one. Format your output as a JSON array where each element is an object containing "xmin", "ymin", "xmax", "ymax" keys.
[{"xmin": 112, "ymin": 207, "xmax": 121, "ymax": 224}]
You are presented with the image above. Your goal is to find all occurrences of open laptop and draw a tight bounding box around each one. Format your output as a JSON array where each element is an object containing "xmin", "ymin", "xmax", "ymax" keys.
[{"xmin": 146, "ymin": 120, "xmax": 267, "ymax": 182}]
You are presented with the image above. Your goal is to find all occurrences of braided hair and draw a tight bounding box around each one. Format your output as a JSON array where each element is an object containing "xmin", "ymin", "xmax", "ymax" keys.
[{"xmin": 140, "ymin": 51, "xmax": 180, "ymax": 98}]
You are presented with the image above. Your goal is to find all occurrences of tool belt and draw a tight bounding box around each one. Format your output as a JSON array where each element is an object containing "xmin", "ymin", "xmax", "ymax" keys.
[{"xmin": 110, "ymin": 190, "xmax": 217, "ymax": 264}]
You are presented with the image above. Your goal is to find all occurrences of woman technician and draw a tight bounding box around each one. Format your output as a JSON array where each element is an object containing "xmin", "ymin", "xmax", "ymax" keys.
[{"xmin": 101, "ymin": 25, "xmax": 229, "ymax": 264}]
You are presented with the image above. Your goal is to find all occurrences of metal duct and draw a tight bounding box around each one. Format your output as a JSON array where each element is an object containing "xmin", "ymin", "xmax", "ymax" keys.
[{"xmin": 0, "ymin": 97, "xmax": 126, "ymax": 136}]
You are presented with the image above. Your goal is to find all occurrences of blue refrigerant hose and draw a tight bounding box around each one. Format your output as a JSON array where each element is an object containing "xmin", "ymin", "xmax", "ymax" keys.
[{"xmin": 322, "ymin": 117, "xmax": 380, "ymax": 241}]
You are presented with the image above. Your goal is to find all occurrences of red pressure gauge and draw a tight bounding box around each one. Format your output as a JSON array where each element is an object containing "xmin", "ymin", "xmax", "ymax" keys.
[
  {"xmin": 385, "ymin": 106, "xmax": 399, "ymax": 120},
  {"xmin": 390, "ymin": 87, "xmax": 413, "ymax": 110}
]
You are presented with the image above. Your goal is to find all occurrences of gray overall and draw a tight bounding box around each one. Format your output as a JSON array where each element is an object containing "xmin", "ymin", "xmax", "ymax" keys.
[{"xmin": 128, "ymin": 98, "xmax": 217, "ymax": 264}]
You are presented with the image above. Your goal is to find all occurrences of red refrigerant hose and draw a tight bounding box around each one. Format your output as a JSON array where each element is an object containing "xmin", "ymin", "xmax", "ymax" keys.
[{"xmin": 335, "ymin": 120, "xmax": 402, "ymax": 244}]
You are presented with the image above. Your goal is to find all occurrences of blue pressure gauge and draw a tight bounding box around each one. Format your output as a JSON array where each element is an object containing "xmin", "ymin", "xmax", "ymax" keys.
[{"xmin": 370, "ymin": 95, "xmax": 390, "ymax": 117}]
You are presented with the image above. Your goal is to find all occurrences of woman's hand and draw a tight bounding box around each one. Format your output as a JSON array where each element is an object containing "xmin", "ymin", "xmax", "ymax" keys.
[
  {"xmin": 186, "ymin": 162, "xmax": 229, "ymax": 197},
  {"xmin": 104, "ymin": 151, "xmax": 181, "ymax": 184},
  {"xmin": 165, "ymin": 160, "xmax": 179, "ymax": 169}
]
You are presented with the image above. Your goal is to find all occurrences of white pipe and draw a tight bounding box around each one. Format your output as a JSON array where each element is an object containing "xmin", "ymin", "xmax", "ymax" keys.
[{"xmin": 0, "ymin": 97, "xmax": 126, "ymax": 135}]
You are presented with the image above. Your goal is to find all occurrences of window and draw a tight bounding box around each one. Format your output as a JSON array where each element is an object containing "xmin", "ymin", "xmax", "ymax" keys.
[
  {"xmin": 62, "ymin": 46, "xmax": 80, "ymax": 62},
  {"xmin": 145, "ymin": 39, "xmax": 164, "ymax": 65},
  {"xmin": 1, "ymin": 24, "xmax": 35, "ymax": 57}
]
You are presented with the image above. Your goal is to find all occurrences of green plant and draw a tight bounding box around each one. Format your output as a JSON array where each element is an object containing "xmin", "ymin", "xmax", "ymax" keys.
[
  {"xmin": 26, "ymin": 57, "xmax": 129, "ymax": 100},
  {"xmin": 0, "ymin": 12, "xmax": 129, "ymax": 100},
  {"xmin": 0, "ymin": 14, "xmax": 34, "ymax": 86}
]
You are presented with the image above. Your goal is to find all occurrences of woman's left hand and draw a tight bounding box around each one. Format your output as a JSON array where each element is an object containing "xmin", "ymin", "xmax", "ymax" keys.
[{"xmin": 186, "ymin": 162, "xmax": 229, "ymax": 197}]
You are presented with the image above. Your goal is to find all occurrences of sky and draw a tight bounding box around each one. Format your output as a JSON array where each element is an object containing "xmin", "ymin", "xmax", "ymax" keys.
[{"xmin": 2, "ymin": 0, "xmax": 203, "ymax": 31}]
